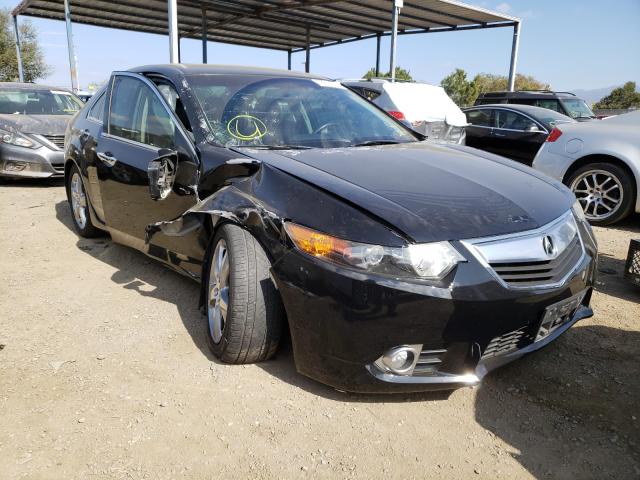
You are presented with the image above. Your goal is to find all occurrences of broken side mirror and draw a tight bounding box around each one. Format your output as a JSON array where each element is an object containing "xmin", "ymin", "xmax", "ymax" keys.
[{"xmin": 148, "ymin": 148, "xmax": 177, "ymax": 201}]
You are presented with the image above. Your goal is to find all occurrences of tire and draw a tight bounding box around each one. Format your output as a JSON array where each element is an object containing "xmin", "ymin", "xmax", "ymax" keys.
[
  {"xmin": 65, "ymin": 164, "xmax": 102, "ymax": 237},
  {"xmin": 567, "ymin": 162, "xmax": 635, "ymax": 226},
  {"xmin": 205, "ymin": 223, "xmax": 283, "ymax": 363}
]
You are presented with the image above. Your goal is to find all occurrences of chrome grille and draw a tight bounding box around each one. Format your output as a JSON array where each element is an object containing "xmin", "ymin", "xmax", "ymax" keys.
[
  {"xmin": 490, "ymin": 237, "xmax": 583, "ymax": 288},
  {"xmin": 462, "ymin": 212, "xmax": 585, "ymax": 289},
  {"xmin": 43, "ymin": 134, "xmax": 65, "ymax": 149}
]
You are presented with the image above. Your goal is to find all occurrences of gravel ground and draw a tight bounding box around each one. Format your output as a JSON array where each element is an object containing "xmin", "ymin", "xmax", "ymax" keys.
[{"xmin": 0, "ymin": 178, "xmax": 639, "ymax": 479}]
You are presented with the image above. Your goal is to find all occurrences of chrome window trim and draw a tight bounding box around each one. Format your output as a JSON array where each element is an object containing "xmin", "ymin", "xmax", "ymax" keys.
[
  {"xmin": 460, "ymin": 210, "xmax": 586, "ymax": 290},
  {"xmin": 465, "ymin": 106, "xmax": 549, "ymax": 134},
  {"xmin": 106, "ymin": 71, "xmax": 197, "ymax": 157},
  {"xmin": 101, "ymin": 132, "xmax": 158, "ymax": 152}
]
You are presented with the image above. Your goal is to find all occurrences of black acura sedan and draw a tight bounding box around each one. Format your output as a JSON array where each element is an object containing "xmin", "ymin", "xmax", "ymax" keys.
[
  {"xmin": 464, "ymin": 104, "xmax": 574, "ymax": 165},
  {"xmin": 64, "ymin": 65, "xmax": 597, "ymax": 393}
]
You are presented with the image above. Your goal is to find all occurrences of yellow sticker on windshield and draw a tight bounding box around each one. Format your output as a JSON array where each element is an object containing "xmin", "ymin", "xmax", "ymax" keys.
[{"xmin": 227, "ymin": 115, "xmax": 267, "ymax": 141}]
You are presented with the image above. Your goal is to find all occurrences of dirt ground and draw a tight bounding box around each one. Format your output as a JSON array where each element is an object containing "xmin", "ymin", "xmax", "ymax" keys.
[{"xmin": 0, "ymin": 178, "xmax": 638, "ymax": 480}]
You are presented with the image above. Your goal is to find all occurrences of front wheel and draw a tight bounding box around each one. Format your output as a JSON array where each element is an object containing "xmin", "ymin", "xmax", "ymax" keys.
[
  {"xmin": 205, "ymin": 223, "xmax": 283, "ymax": 363},
  {"xmin": 567, "ymin": 162, "xmax": 635, "ymax": 226}
]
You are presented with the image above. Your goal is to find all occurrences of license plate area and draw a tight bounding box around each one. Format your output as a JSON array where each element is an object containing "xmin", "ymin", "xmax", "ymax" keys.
[{"xmin": 535, "ymin": 290, "xmax": 586, "ymax": 342}]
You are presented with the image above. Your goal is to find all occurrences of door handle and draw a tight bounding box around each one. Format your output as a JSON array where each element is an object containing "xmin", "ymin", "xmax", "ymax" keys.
[
  {"xmin": 97, "ymin": 151, "xmax": 117, "ymax": 167},
  {"xmin": 494, "ymin": 132, "xmax": 506, "ymax": 137}
]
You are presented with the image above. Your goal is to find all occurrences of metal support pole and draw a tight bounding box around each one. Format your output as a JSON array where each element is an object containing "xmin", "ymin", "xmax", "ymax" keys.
[
  {"xmin": 12, "ymin": 15, "xmax": 24, "ymax": 82},
  {"xmin": 507, "ymin": 22, "xmax": 521, "ymax": 92},
  {"xmin": 177, "ymin": 35, "xmax": 181, "ymax": 63},
  {"xmin": 287, "ymin": 50, "xmax": 292, "ymax": 70},
  {"xmin": 201, "ymin": 7, "xmax": 208, "ymax": 63},
  {"xmin": 375, "ymin": 33, "xmax": 381, "ymax": 77},
  {"xmin": 389, "ymin": 0, "xmax": 402, "ymax": 82},
  {"xmin": 305, "ymin": 25, "xmax": 310, "ymax": 73},
  {"xmin": 168, "ymin": 0, "xmax": 179, "ymax": 63},
  {"xmin": 64, "ymin": 0, "xmax": 79, "ymax": 92}
]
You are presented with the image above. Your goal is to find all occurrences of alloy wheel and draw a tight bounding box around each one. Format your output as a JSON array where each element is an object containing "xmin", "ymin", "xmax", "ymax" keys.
[
  {"xmin": 208, "ymin": 239, "xmax": 230, "ymax": 344},
  {"xmin": 70, "ymin": 172, "xmax": 88, "ymax": 229},
  {"xmin": 570, "ymin": 169, "xmax": 624, "ymax": 222}
]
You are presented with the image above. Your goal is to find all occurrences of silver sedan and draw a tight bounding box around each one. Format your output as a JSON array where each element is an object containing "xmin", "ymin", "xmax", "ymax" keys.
[{"xmin": 532, "ymin": 111, "xmax": 640, "ymax": 225}]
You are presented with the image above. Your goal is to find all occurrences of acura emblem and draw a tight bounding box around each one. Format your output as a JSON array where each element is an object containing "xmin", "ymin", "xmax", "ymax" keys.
[{"xmin": 542, "ymin": 235, "xmax": 555, "ymax": 256}]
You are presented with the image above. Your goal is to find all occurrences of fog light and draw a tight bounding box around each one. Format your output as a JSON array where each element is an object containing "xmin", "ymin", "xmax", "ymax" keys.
[
  {"xmin": 6, "ymin": 161, "xmax": 27, "ymax": 171},
  {"xmin": 375, "ymin": 345, "xmax": 421, "ymax": 375}
]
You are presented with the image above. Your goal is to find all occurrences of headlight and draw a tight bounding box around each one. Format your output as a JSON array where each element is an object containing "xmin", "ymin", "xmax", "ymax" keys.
[
  {"xmin": 572, "ymin": 200, "xmax": 597, "ymax": 247},
  {"xmin": 284, "ymin": 222, "xmax": 465, "ymax": 280},
  {"xmin": 571, "ymin": 199, "xmax": 587, "ymax": 223},
  {"xmin": 0, "ymin": 128, "xmax": 35, "ymax": 148},
  {"xmin": 446, "ymin": 126, "xmax": 464, "ymax": 143}
]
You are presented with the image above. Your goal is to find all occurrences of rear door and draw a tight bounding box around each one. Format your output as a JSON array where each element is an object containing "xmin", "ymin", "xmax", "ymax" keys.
[
  {"xmin": 464, "ymin": 108, "xmax": 494, "ymax": 151},
  {"xmin": 96, "ymin": 72, "xmax": 199, "ymax": 250},
  {"xmin": 491, "ymin": 109, "xmax": 547, "ymax": 164}
]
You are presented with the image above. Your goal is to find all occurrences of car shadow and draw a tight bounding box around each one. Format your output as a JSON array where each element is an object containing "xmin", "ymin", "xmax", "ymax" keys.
[
  {"xmin": 596, "ymin": 253, "xmax": 639, "ymax": 302},
  {"xmin": 599, "ymin": 212, "xmax": 640, "ymax": 234},
  {"xmin": 474, "ymin": 324, "xmax": 640, "ymax": 478},
  {"xmin": 0, "ymin": 177, "xmax": 65, "ymax": 188},
  {"xmin": 54, "ymin": 199, "xmax": 451, "ymax": 403}
]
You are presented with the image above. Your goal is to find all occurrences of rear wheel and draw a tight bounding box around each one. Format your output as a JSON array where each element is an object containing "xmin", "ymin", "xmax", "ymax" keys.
[
  {"xmin": 65, "ymin": 164, "xmax": 102, "ymax": 237},
  {"xmin": 567, "ymin": 162, "xmax": 634, "ymax": 226},
  {"xmin": 205, "ymin": 223, "xmax": 283, "ymax": 363}
]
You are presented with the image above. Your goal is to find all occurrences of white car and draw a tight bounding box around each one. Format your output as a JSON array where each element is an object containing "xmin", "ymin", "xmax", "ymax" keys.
[
  {"xmin": 342, "ymin": 79, "xmax": 467, "ymax": 144},
  {"xmin": 533, "ymin": 110, "xmax": 640, "ymax": 225}
]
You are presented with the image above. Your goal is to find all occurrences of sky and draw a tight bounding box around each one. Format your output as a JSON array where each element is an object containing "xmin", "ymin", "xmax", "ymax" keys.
[{"xmin": 2, "ymin": 0, "xmax": 639, "ymax": 92}]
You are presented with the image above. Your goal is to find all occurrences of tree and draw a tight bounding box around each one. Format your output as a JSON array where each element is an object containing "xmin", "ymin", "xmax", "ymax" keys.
[
  {"xmin": 440, "ymin": 68, "xmax": 478, "ymax": 107},
  {"xmin": 472, "ymin": 72, "xmax": 550, "ymax": 95},
  {"xmin": 594, "ymin": 82, "xmax": 640, "ymax": 110},
  {"xmin": 440, "ymin": 68, "xmax": 551, "ymax": 106},
  {"xmin": 362, "ymin": 66, "xmax": 413, "ymax": 81},
  {"xmin": 0, "ymin": 9, "xmax": 51, "ymax": 82}
]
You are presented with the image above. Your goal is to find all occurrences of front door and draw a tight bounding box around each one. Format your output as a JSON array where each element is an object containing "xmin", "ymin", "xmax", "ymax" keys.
[
  {"xmin": 491, "ymin": 110, "xmax": 547, "ymax": 164},
  {"xmin": 95, "ymin": 73, "xmax": 199, "ymax": 254}
]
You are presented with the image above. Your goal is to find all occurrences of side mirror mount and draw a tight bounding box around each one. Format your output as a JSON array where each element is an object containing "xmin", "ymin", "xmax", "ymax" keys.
[{"xmin": 148, "ymin": 148, "xmax": 177, "ymax": 201}]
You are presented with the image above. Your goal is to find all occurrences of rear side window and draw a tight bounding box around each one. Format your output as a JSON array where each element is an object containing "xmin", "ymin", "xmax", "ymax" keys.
[
  {"xmin": 87, "ymin": 92, "xmax": 105, "ymax": 122},
  {"xmin": 535, "ymin": 99, "xmax": 562, "ymax": 112},
  {"xmin": 109, "ymin": 76, "xmax": 175, "ymax": 149},
  {"xmin": 495, "ymin": 110, "xmax": 536, "ymax": 131},
  {"xmin": 466, "ymin": 109, "xmax": 492, "ymax": 127}
]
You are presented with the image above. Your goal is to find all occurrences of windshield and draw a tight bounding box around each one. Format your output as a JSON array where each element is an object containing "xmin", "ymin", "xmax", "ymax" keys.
[
  {"xmin": 0, "ymin": 89, "xmax": 84, "ymax": 115},
  {"xmin": 189, "ymin": 75, "xmax": 418, "ymax": 148},
  {"xmin": 560, "ymin": 99, "xmax": 595, "ymax": 119}
]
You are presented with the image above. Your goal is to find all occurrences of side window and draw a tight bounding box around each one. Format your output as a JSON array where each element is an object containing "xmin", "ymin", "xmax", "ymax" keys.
[
  {"xmin": 109, "ymin": 76, "xmax": 175, "ymax": 149},
  {"xmin": 465, "ymin": 109, "xmax": 492, "ymax": 127},
  {"xmin": 362, "ymin": 88, "xmax": 381, "ymax": 101},
  {"xmin": 495, "ymin": 110, "xmax": 536, "ymax": 131},
  {"xmin": 87, "ymin": 92, "xmax": 105, "ymax": 122},
  {"xmin": 535, "ymin": 99, "xmax": 562, "ymax": 113}
]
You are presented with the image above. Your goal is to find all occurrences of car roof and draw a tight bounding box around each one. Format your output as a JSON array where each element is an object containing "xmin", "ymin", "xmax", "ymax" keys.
[
  {"xmin": 128, "ymin": 64, "xmax": 329, "ymax": 80},
  {"xmin": 0, "ymin": 82, "xmax": 75, "ymax": 92},
  {"xmin": 478, "ymin": 90, "xmax": 577, "ymax": 99},
  {"xmin": 464, "ymin": 103, "xmax": 574, "ymax": 120}
]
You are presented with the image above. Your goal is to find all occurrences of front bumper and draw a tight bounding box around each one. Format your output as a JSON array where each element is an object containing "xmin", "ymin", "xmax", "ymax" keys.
[
  {"xmin": 273, "ymin": 235, "xmax": 597, "ymax": 394},
  {"xmin": 0, "ymin": 143, "xmax": 64, "ymax": 178}
]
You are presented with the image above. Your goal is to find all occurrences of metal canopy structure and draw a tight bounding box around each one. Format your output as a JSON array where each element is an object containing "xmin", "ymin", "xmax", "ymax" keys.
[{"xmin": 11, "ymin": 0, "xmax": 521, "ymax": 90}]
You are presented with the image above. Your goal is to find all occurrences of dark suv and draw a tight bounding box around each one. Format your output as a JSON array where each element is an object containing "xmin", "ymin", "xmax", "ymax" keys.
[{"xmin": 475, "ymin": 91, "xmax": 596, "ymax": 121}]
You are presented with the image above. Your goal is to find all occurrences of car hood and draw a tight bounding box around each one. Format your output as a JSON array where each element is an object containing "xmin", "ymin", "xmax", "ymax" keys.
[
  {"xmin": 242, "ymin": 142, "xmax": 574, "ymax": 243},
  {"xmin": 0, "ymin": 114, "xmax": 71, "ymax": 135}
]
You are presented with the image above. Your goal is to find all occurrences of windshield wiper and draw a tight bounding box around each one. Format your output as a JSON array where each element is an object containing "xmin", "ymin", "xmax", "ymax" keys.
[
  {"xmin": 351, "ymin": 140, "xmax": 402, "ymax": 147},
  {"xmin": 236, "ymin": 144, "xmax": 314, "ymax": 150}
]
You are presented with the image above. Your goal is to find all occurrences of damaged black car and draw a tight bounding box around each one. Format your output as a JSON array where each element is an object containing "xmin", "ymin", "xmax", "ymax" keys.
[{"xmin": 65, "ymin": 65, "xmax": 598, "ymax": 393}]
